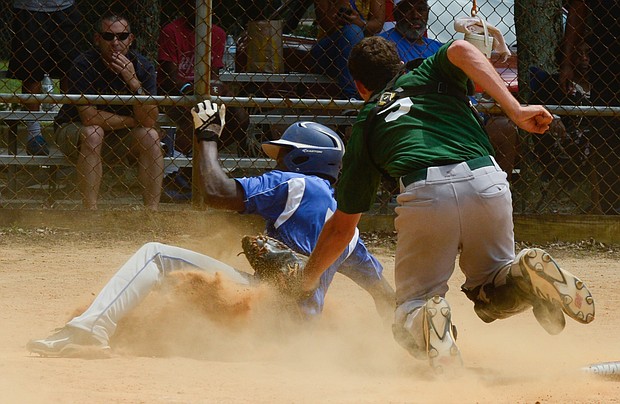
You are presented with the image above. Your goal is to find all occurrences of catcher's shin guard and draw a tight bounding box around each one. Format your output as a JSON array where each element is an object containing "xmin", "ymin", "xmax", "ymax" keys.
[
  {"xmin": 464, "ymin": 248, "xmax": 594, "ymax": 335},
  {"xmin": 462, "ymin": 278, "xmax": 532, "ymax": 324},
  {"xmin": 393, "ymin": 296, "xmax": 462, "ymax": 373},
  {"xmin": 511, "ymin": 248, "xmax": 595, "ymax": 326},
  {"xmin": 392, "ymin": 303, "xmax": 429, "ymax": 361},
  {"xmin": 423, "ymin": 296, "xmax": 462, "ymax": 374},
  {"xmin": 463, "ymin": 274, "xmax": 566, "ymax": 335}
]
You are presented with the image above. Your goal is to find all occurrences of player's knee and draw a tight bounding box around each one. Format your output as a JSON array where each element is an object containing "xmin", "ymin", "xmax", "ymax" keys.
[{"xmin": 140, "ymin": 241, "xmax": 164, "ymax": 254}]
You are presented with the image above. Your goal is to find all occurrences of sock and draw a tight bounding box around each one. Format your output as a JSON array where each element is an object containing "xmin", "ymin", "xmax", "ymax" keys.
[{"xmin": 26, "ymin": 121, "xmax": 43, "ymax": 141}]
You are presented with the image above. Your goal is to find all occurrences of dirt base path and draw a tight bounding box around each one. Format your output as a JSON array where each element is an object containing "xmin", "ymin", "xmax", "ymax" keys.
[{"xmin": 1, "ymin": 214, "xmax": 619, "ymax": 403}]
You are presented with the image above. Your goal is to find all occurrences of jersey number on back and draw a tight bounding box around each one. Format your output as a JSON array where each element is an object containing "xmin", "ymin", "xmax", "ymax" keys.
[{"xmin": 377, "ymin": 98, "xmax": 414, "ymax": 123}]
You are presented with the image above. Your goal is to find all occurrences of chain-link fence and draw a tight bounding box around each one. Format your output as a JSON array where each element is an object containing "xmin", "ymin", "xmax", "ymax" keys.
[{"xmin": 0, "ymin": 0, "xmax": 618, "ymax": 214}]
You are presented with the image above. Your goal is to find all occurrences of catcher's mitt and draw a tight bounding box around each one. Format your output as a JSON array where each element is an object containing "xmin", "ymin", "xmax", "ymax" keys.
[{"xmin": 241, "ymin": 234, "xmax": 308, "ymax": 297}]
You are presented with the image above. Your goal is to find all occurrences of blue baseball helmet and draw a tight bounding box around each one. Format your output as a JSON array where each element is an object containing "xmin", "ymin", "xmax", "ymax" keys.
[{"xmin": 262, "ymin": 122, "xmax": 345, "ymax": 184}]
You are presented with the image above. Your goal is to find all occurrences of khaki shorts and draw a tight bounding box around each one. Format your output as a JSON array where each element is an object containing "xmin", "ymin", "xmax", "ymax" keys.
[{"xmin": 55, "ymin": 122, "xmax": 143, "ymax": 164}]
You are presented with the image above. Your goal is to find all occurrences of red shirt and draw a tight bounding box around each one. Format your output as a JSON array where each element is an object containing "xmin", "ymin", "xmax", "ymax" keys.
[{"xmin": 157, "ymin": 17, "xmax": 225, "ymax": 84}]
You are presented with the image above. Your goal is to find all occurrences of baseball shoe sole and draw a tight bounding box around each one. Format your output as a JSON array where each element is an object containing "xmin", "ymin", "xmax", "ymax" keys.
[
  {"xmin": 517, "ymin": 248, "xmax": 595, "ymax": 324},
  {"xmin": 424, "ymin": 296, "xmax": 463, "ymax": 374}
]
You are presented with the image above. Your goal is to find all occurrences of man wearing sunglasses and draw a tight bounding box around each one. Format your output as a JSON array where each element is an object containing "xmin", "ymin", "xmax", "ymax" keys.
[{"xmin": 54, "ymin": 14, "xmax": 163, "ymax": 210}]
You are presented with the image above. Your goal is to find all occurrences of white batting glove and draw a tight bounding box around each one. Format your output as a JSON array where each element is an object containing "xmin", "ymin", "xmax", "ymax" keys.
[{"xmin": 191, "ymin": 100, "xmax": 226, "ymax": 139}]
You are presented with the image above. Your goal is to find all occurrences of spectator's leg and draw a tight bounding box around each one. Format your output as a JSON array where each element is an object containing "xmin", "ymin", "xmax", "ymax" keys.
[
  {"xmin": 77, "ymin": 126, "xmax": 105, "ymax": 210},
  {"xmin": 132, "ymin": 127, "xmax": 164, "ymax": 211},
  {"xmin": 22, "ymin": 80, "xmax": 50, "ymax": 156},
  {"xmin": 8, "ymin": 8, "xmax": 49, "ymax": 155}
]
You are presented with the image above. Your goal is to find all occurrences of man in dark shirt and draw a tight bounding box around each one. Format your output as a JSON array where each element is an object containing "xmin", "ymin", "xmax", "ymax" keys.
[{"xmin": 55, "ymin": 14, "xmax": 163, "ymax": 210}]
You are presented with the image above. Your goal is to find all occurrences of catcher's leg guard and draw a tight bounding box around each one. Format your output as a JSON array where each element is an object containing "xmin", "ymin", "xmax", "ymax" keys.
[
  {"xmin": 464, "ymin": 269, "xmax": 566, "ymax": 335},
  {"xmin": 511, "ymin": 248, "xmax": 595, "ymax": 326},
  {"xmin": 464, "ymin": 248, "xmax": 595, "ymax": 335},
  {"xmin": 424, "ymin": 296, "xmax": 462, "ymax": 373},
  {"xmin": 393, "ymin": 296, "xmax": 462, "ymax": 373},
  {"xmin": 392, "ymin": 302, "xmax": 427, "ymax": 361},
  {"xmin": 462, "ymin": 272, "xmax": 532, "ymax": 324}
]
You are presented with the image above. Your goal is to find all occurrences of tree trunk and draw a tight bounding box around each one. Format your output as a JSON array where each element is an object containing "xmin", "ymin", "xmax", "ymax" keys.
[{"xmin": 514, "ymin": 0, "xmax": 564, "ymax": 102}]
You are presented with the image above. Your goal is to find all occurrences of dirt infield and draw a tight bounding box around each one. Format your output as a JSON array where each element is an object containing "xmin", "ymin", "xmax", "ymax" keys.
[{"xmin": 1, "ymin": 211, "xmax": 619, "ymax": 403}]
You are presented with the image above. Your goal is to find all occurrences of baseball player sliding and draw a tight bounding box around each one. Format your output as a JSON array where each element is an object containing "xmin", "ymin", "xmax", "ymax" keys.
[{"xmin": 27, "ymin": 103, "xmax": 394, "ymax": 358}]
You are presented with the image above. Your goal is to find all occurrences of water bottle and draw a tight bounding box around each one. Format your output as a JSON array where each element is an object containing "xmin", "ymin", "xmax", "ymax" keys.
[
  {"xmin": 224, "ymin": 35, "xmax": 236, "ymax": 72},
  {"xmin": 41, "ymin": 73, "xmax": 55, "ymax": 112}
]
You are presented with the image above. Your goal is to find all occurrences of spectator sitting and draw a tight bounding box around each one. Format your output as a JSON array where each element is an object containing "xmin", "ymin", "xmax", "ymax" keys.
[
  {"xmin": 311, "ymin": 0, "xmax": 386, "ymax": 99},
  {"xmin": 157, "ymin": 1, "xmax": 250, "ymax": 162},
  {"xmin": 378, "ymin": 0, "xmax": 442, "ymax": 61},
  {"xmin": 8, "ymin": 0, "xmax": 82, "ymax": 156},
  {"xmin": 54, "ymin": 14, "xmax": 163, "ymax": 210}
]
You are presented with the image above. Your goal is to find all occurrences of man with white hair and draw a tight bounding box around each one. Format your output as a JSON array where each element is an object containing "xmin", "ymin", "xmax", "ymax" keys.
[{"xmin": 379, "ymin": 0, "xmax": 442, "ymax": 61}]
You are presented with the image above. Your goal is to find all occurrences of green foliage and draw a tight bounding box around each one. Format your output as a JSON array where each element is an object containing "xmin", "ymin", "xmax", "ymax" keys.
[{"xmin": 0, "ymin": 61, "xmax": 21, "ymax": 95}]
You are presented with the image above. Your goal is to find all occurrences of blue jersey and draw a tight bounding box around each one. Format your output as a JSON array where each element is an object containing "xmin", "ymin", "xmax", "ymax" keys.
[
  {"xmin": 379, "ymin": 29, "xmax": 443, "ymax": 62},
  {"xmin": 236, "ymin": 170, "xmax": 384, "ymax": 317}
]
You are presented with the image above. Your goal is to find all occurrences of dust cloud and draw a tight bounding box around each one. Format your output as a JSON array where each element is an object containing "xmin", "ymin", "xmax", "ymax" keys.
[{"xmin": 2, "ymin": 214, "xmax": 619, "ymax": 402}]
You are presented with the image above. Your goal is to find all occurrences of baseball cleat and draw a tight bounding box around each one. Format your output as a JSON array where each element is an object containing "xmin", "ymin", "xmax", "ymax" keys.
[
  {"xmin": 424, "ymin": 296, "xmax": 463, "ymax": 374},
  {"xmin": 27, "ymin": 326, "xmax": 110, "ymax": 358},
  {"xmin": 515, "ymin": 248, "xmax": 595, "ymax": 325}
]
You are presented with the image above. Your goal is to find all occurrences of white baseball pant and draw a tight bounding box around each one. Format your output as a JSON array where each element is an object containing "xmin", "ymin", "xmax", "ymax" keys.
[{"xmin": 67, "ymin": 242, "xmax": 252, "ymax": 344}]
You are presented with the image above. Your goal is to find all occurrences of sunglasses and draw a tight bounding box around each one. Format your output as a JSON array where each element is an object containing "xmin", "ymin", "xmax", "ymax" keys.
[{"xmin": 99, "ymin": 32, "xmax": 131, "ymax": 41}]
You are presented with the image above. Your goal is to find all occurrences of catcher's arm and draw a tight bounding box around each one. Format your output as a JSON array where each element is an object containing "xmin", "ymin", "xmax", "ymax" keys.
[
  {"xmin": 447, "ymin": 41, "xmax": 552, "ymax": 134},
  {"xmin": 302, "ymin": 210, "xmax": 361, "ymax": 292},
  {"xmin": 192, "ymin": 100, "xmax": 245, "ymax": 211}
]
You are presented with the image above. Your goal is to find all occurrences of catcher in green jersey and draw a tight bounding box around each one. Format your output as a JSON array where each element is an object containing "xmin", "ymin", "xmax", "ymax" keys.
[{"xmin": 300, "ymin": 36, "xmax": 595, "ymax": 374}]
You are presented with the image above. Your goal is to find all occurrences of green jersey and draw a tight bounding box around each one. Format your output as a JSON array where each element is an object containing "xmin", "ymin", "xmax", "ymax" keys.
[{"xmin": 336, "ymin": 42, "xmax": 495, "ymax": 214}]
